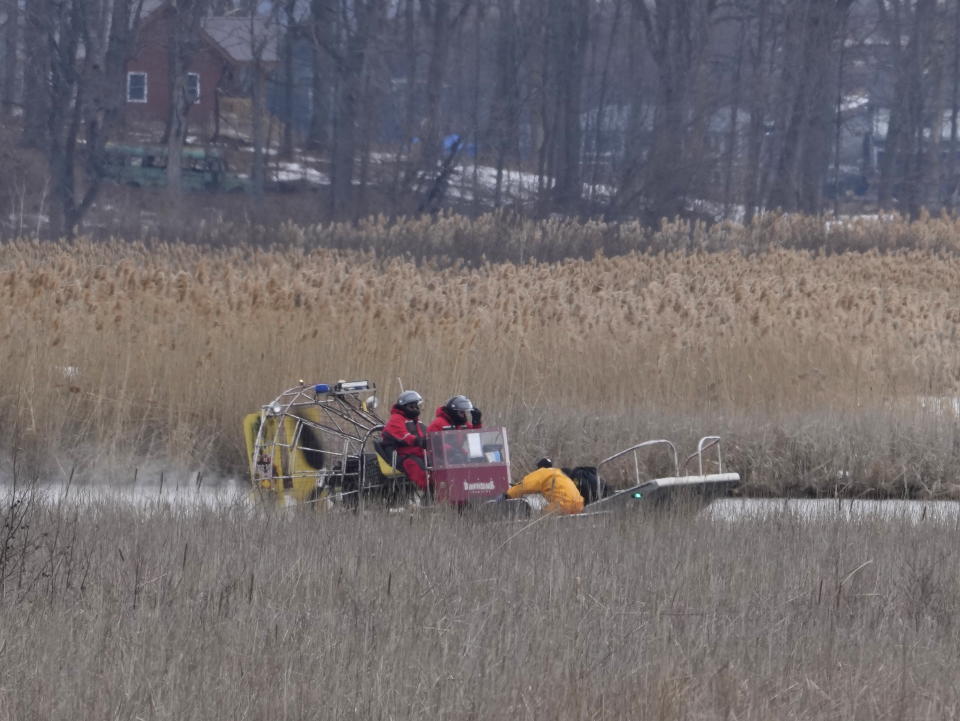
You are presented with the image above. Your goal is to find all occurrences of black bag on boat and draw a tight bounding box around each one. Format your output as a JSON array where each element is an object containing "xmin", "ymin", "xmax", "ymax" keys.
[{"xmin": 563, "ymin": 466, "xmax": 607, "ymax": 505}]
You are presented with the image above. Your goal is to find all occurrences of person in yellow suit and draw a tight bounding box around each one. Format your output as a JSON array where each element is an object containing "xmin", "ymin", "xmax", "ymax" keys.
[{"xmin": 506, "ymin": 457, "xmax": 585, "ymax": 515}]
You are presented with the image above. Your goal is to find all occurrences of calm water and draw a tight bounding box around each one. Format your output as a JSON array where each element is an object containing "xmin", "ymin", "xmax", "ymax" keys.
[
  {"xmin": 3, "ymin": 480, "xmax": 959, "ymax": 524},
  {"xmin": 706, "ymin": 497, "xmax": 960, "ymax": 523}
]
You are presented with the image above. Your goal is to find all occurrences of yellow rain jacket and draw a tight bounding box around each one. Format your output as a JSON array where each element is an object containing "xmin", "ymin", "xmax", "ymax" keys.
[{"xmin": 506, "ymin": 467, "xmax": 585, "ymax": 515}]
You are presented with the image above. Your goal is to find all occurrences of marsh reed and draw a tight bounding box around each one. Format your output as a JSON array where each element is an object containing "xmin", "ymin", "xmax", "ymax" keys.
[
  {"xmin": 2, "ymin": 213, "xmax": 960, "ymax": 495},
  {"xmin": 1, "ymin": 494, "xmax": 959, "ymax": 720}
]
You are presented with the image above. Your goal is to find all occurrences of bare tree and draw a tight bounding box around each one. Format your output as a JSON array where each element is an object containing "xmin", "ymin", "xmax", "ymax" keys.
[
  {"xmin": 164, "ymin": 0, "xmax": 211, "ymax": 196},
  {"xmin": 488, "ymin": 0, "xmax": 524, "ymax": 207},
  {"xmin": 742, "ymin": 0, "xmax": 773, "ymax": 225},
  {"xmin": 722, "ymin": 14, "xmax": 747, "ymax": 219},
  {"xmin": 2, "ymin": 0, "xmax": 19, "ymax": 116},
  {"xmin": 765, "ymin": 0, "xmax": 854, "ymax": 215},
  {"xmin": 313, "ymin": 0, "xmax": 387, "ymax": 219},
  {"xmin": 306, "ymin": 0, "xmax": 333, "ymax": 152},
  {"xmin": 13, "ymin": 0, "xmax": 960, "ymax": 229},
  {"xmin": 278, "ymin": 0, "xmax": 297, "ymax": 160},
  {"xmin": 547, "ymin": 0, "xmax": 589, "ymax": 211},
  {"xmin": 21, "ymin": 0, "xmax": 52, "ymax": 149},
  {"xmin": 586, "ymin": 0, "xmax": 624, "ymax": 202},
  {"xmin": 946, "ymin": 0, "xmax": 960, "ymax": 210},
  {"xmin": 417, "ymin": 0, "xmax": 473, "ymax": 170},
  {"xmin": 619, "ymin": 0, "xmax": 718, "ymax": 223},
  {"xmin": 245, "ymin": 7, "xmax": 282, "ymax": 200},
  {"xmin": 875, "ymin": 0, "xmax": 945, "ymax": 218},
  {"xmin": 25, "ymin": 0, "xmax": 144, "ymax": 236}
]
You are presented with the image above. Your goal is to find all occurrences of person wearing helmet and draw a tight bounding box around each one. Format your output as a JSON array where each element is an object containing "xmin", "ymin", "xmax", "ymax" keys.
[
  {"xmin": 381, "ymin": 390, "xmax": 429, "ymax": 490},
  {"xmin": 427, "ymin": 394, "xmax": 482, "ymax": 432},
  {"xmin": 505, "ymin": 457, "xmax": 584, "ymax": 515}
]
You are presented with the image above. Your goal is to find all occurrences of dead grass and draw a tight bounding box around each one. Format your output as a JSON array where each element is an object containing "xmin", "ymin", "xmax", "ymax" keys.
[
  {"xmin": 2, "ymin": 215, "xmax": 960, "ymax": 495},
  {"xmin": 1, "ymin": 496, "xmax": 959, "ymax": 720}
]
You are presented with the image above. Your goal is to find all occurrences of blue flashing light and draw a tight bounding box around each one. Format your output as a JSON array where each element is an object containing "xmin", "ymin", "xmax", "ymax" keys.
[
  {"xmin": 314, "ymin": 384, "xmax": 330, "ymax": 394},
  {"xmin": 632, "ymin": 492, "xmax": 644, "ymax": 499}
]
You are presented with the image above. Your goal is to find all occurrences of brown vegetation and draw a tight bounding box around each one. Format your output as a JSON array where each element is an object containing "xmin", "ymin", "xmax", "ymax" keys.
[
  {"xmin": 2, "ymin": 491, "xmax": 960, "ymax": 720},
  {"xmin": 2, "ymin": 213, "xmax": 960, "ymax": 496}
]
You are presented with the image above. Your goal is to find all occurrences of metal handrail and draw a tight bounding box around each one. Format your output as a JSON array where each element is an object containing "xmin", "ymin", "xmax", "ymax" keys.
[
  {"xmin": 252, "ymin": 380, "xmax": 386, "ymax": 495},
  {"xmin": 680, "ymin": 436, "xmax": 723, "ymax": 476},
  {"xmin": 597, "ymin": 439, "xmax": 679, "ymax": 489}
]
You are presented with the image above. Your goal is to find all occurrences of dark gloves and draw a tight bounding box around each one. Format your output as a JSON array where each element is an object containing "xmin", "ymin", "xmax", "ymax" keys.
[
  {"xmin": 416, "ymin": 435, "xmax": 427, "ymax": 449},
  {"xmin": 495, "ymin": 493, "xmax": 507, "ymax": 503},
  {"xmin": 470, "ymin": 408, "xmax": 482, "ymax": 426}
]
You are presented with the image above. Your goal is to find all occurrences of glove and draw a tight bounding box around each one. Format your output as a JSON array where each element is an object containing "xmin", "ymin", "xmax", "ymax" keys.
[
  {"xmin": 470, "ymin": 408, "xmax": 482, "ymax": 426},
  {"xmin": 416, "ymin": 435, "xmax": 427, "ymax": 449},
  {"xmin": 495, "ymin": 493, "xmax": 507, "ymax": 503}
]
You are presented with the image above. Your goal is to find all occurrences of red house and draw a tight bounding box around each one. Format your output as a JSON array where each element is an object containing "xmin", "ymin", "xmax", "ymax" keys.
[{"xmin": 125, "ymin": 2, "xmax": 278, "ymax": 135}]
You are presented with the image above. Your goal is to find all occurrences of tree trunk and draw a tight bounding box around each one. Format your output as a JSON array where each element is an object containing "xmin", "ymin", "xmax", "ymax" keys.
[
  {"xmin": 898, "ymin": 0, "xmax": 937, "ymax": 218},
  {"xmin": 251, "ymin": 67, "xmax": 266, "ymax": 199},
  {"xmin": 412, "ymin": 0, "xmax": 472, "ymax": 205},
  {"xmin": 875, "ymin": 0, "xmax": 903, "ymax": 210},
  {"xmin": 279, "ymin": 0, "xmax": 296, "ymax": 160},
  {"xmin": 328, "ymin": 0, "xmax": 382, "ymax": 219},
  {"xmin": 165, "ymin": 0, "xmax": 208, "ymax": 196},
  {"xmin": 767, "ymin": 0, "xmax": 852, "ymax": 216},
  {"xmin": 21, "ymin": 0, "xmax": 51, "ymax": 149},
  {"xmin": 36, "ymin": 0, "xmax": 143, "ymax": 237},
  {"xmin": 624, "ymin": 0, "xmax": 717, "ymax": 224},
  {"xmin": 166, "ymin": 61, "xmax": 187, "ymax": 193},
  {"xmin": 490, "ymin": 0, "xmax": 520, "ymax": 207},
  {"xmin": 831, "ymin": 11, "xmax": 847, "ymax": 216},
  {"xmin": 743, "ymin": 0, "xmax": 770, "ymax": 225},
  {"xmin": 2, "ymin": 0, "xmax": 18, "ymax": 115},
  {"xmin": 723, "ymin": 18, "xmax": 746, "ymax": 219},
  {"xmin": 47, "ymin": 1, "xmax": 82, "ymax": 237},
  {"xmin": 875, "ymin": 0, "xmax": 942, "ymax": 217},
  {"xmin": 330, "ymin": 31, "xmax": 362, "ymax": 220},
  {"xmin": 796, "ymin": 3, "xmax": 841, "ymax": 215},
  {"xmin": 549, "ymin": 0, "xmax": 588, "ymax": 211},
  {"xmin": 307, "ymin": 0, "xmax": 337, "ymax": 154},
  {"xmin": 589, "ymin": 0, "xmax": 622, "ymax": 202},
  {"xmin": 947, "ymin": 0, "xmax": 960, "ymax": 211},
  {"xmin": 616, "ymin": 6, "xmax": 647, "ymax": 213},
  {"xmin": 421, "ymin": 0, "xmax": 451, "ymax": 175}
]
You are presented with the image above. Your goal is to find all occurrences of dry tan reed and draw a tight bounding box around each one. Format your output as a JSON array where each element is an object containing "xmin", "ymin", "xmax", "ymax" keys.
[
  {"xmin": 2, "ymin": 495, "xmax": 960, "ymax": 720},
  {"xmin": 2, "ymin": 214, "xmax": 960, "ymax": 495}
]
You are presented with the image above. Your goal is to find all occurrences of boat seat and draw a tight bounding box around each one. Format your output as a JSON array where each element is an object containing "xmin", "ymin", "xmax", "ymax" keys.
[{"xmin": 373, "ymin": 439, "xmax": 406, "ymax": 479}]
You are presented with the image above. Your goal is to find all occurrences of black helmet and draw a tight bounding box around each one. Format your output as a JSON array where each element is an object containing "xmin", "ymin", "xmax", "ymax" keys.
[
  {"xmin": 444, "ymin": 394, "xmax": 473, "ymax": 425},
  {"xmin": 536, "ymin": 457, "xmax": 553, "ymax": 469},
  {"xmin": 397, "ymin": 390, "xmax": 423, "ymax": 418}
]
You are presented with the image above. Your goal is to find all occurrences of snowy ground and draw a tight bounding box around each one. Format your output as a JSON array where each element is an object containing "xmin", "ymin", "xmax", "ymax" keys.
[{"xmin": 273, "ymin": 161, "xmax": 330, "ymax": 186}]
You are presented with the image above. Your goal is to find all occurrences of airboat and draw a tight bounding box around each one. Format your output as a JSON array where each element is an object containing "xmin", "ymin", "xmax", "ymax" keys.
[{"xmin": 242, "ymin": 381, "xmax": 740, "ymax": 514}]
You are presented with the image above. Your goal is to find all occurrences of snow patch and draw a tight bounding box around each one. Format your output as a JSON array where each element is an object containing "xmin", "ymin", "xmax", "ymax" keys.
[{"xmin": 274, "ymin": 162, "xmax": 329, "ymax": 185}]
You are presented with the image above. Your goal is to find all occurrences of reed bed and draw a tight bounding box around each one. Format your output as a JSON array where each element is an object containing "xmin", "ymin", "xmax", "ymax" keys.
[
  {"xmin": 2, "ymin": 493, "xmax": 960, "ymax": 720},
  {"xmin": 192, "ymin": 208, "xmax": 960, "ymax": 262},
  {"xmin": 2, "ymin": 213, "xmax": 960, "ymax": 496}
]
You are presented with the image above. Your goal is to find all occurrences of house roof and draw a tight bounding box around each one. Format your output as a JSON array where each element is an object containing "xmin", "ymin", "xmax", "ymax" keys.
[
  {"xmin": 201, "ymin": 17, "xmax": 279, "ymax": 64},
  {"xmin": 140, "ymin": 0, "xmax": 165, "ymax": 17},
  {"xmin": 140, "ymin": 1, "xmax": 279, "ymax": 65}
]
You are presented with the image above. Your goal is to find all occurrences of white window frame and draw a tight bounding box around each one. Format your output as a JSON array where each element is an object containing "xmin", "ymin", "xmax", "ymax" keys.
[
  {"xmin": 186, "ymin": 72, "xmax": 200, "ymax": 104},
  {"xmin": 127, "ymin": 72, "xmax": 148, "ymax": 103}
]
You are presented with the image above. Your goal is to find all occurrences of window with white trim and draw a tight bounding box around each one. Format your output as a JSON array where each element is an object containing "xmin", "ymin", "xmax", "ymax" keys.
[
  {"xmin": 127, "ymin": 72, "xmax": 147, "ymax": 103},
  {"xmin": 186, "ymin": 73, "xmax": 200, "ymax": 104}
]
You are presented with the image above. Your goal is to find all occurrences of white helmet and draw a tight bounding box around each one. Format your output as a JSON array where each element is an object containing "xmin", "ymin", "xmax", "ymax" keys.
[
  {"xmin": 396, "ymin": 390, "xmax": 423, "ymax": 419},
  {"xmin": 397, "ymin": 390, "xmax": 423, "ymax": 407}
]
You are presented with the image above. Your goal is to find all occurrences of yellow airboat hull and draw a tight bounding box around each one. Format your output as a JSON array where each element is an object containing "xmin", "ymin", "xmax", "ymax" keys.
[{"xmin": 242, "ymin": 410, "xmax": 326, "ymax": 506}]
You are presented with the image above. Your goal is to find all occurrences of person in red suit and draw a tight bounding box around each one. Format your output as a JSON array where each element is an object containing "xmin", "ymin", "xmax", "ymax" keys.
[
  {"xmin": 381, "ymin": 390, "xmax": 429, "ymax": 490},
  {"xmin": 427, "ymin": 395, "xmax": 482, "ymax": 432}
]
